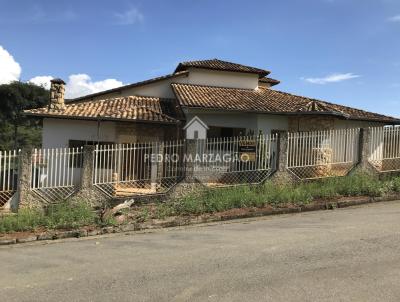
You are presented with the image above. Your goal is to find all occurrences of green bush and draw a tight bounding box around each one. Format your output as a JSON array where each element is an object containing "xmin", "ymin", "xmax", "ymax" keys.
[{"xmin": 391, "ymin": 177, "xmax": 400, "ymax": 192}]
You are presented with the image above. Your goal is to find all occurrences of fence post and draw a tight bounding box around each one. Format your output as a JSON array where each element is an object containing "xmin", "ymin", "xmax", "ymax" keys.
[
  {"xmin": 354, "ymin": 127, "xmax": 377, "ymax": 175},
  {"xmin": 150, "ymin": 142, "xmax": 160, "ymax": 192},
  {"xmin": 16, "ymin": 149, "xmax": 32, "ymax": 210},
  {"xmin": 184, "ymin": 139, "xmax": 197, "ymax": 181},
  {"xmin": 270, "ymin": 131, "xmax": 294, "ymax": 184},
  {"xmin": 80, "ymin": 145, "xmax": 94, "ymax": 190}
]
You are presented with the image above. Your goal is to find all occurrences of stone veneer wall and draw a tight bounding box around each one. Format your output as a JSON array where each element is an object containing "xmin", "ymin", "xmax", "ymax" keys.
[
  {"xmin": 49, "ymin": 80, "xmax": 66, "ymax": 111},
  {"xmin": 288, "ymin": 116, "xmax": 387, "ymax": 132},
  {"xmin": 288, "ymin": 116, "xmax": 335, "ymax": 132},
  {"xmin": 115, "ymin": 122, "xmax": 180, "ymax": 143}
]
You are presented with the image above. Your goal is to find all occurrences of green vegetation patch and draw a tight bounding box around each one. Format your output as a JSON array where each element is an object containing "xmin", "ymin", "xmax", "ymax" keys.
[
  {"xmin": 0, "ymin": 201, "xmax": 97, "ymax": 233},
  {"xmin": 155, "ymin": 173, "xmax": 400, "ymax": 217}
]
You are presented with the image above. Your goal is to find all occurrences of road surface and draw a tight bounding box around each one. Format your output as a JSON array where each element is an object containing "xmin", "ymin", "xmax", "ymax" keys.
[{"xmin": 2, "ymin": 201, "xmax": 400, "ymax": 301}]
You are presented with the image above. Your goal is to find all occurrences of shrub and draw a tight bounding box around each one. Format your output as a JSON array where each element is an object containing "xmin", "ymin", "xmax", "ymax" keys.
[{"xmin": 391, "ymin": 177, "xmax": 400, "ymax": 192}]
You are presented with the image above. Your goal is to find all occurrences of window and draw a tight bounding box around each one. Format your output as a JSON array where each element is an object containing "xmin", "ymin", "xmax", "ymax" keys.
[{"xmin": 194, "ymin": 130, "xmax": 199, "ymax": 139}]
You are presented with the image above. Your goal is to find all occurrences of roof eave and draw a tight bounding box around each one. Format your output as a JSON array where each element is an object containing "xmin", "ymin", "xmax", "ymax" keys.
[
  {"xmin": 179, "ymin": 106, "xmax": 400, "ymax": 124},
  {"xmin": 24, "ymin": 112, "xmax": 179, "ymax": 125}
]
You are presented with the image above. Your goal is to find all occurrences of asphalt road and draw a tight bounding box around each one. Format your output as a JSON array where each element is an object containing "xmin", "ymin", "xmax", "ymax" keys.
[{"xmin": 2, "ymin": 201, "xmax": 400, "ymax": 302}]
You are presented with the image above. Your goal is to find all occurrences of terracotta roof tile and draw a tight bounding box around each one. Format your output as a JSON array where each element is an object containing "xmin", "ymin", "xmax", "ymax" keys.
[
  {"xmin": 259, "ymin": 77, "xmax": 280, "ymax": 86},
  {"xmin": 25, "ymin": 96, "xmax": 179, "ymax": 124},
  {"xmin": 175, "ymin": 59, "xmax": 270, "ymax": 77},
  {"xmin": 172, "ymin": 83, "xmax": 399, "ymax": 123}
]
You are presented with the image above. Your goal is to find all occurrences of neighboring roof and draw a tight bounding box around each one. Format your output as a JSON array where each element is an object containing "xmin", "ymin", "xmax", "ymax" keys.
[
  {"xmin": 70, "ymin": 71, "xmax": 189, "ymax": 103},
  {"xmin": 174, "ymin": 59, "xmax": 270, "ymax": 78},
  {"xmin": 183, "ymin": 116, "xmax": 209, "ymax": 130},
  {"xmin": 25, "ymin": 96, "xmax": 179, "ymax": 124},
  {"xmin": 172, "ymin": 83, "xmax": 399, "ymax": 123},
  {"xmin": 259, "ymin": 77, "xmax": 280, "ymax": 86}
]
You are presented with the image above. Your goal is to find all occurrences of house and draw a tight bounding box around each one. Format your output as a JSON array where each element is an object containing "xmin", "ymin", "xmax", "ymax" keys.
[{"xmin": 25, "ymin": 59, "xmax": 400, "ymax": 149}]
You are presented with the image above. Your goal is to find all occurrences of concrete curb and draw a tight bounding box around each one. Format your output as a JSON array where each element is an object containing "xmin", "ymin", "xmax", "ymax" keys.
[{"xmin": 1, "ymin": 194, "xmax": 399, "ymax": 246}]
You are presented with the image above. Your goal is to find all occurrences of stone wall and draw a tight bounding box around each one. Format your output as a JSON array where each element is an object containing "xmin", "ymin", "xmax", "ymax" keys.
[
  {"xmin": 49, "ymin": 79, "xmax": 66, "ymax": 111},
  {"xmin": 115, "ymin": 122, "xmax": 180, "ymax": 143},
  {"xmin": 288, "ymin": 116, "xmax": 335, "ymax": 132},
  {"xmin": 288, "ymin": 116, "xmax": 387, "ymax": 132}
]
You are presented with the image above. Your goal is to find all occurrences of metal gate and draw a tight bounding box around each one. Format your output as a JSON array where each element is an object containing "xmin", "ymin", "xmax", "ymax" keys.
[
  {"xmin": 93, "ymin": 141, "xmax": 185, "ymax": 198},
  {"xmin": 194, "ymin": 134, "xmax": 278, "ymax": 186},
  {"xmin": 287, "ymin": 128, "xmax": 360, "ymax": 179},
  {"xmin": 30, "ymin": 147, "xmax": 83, "ymax": 203},
  {"xmin": 369, "ymin": 126, "xmax": 400, "ymax": 172},
  {"xmin": 0, "ymin": 150, "xmax": 20, "ymax": 208}
]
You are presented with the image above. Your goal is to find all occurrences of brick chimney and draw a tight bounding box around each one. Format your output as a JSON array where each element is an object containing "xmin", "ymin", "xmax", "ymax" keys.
[{"xmin": 49, "ymin": 78, "xmax": 66, "ymax": 110}]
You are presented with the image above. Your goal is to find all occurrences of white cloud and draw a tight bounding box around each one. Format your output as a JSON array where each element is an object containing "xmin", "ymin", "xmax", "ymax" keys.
[
  {"xmin": 64, "ymin": 74, "xmax": 124, "ymax": 98},
  {"xmin": 114, "ymin": 7, "xmax": 144, "ymax": 25},
  {"xmin": 0, "ymin": 46, "xmax": 22, "ymax": 84},
  {"xmin": 388, "ymin": 15, "xmax": 400, "ymax": 22},
  {"xmin": 28, "ymin": 74, "xmax": 124, "ymax": 98},
  {"xmin": 28, "ymin": 75, "xmax": 53, "ymax": 89},
  {"xmin": 303, "ymin": 73, "xmax": 360, "ymax": 85},
  {"xmin": 2, "ymin": 45, "xmax": 123, "ymax": 98}
]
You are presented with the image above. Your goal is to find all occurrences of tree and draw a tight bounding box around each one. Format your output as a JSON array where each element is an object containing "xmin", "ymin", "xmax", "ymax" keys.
[{"xmin": 0, "ymin": 82, "xmax": 49, "ymax": 150}]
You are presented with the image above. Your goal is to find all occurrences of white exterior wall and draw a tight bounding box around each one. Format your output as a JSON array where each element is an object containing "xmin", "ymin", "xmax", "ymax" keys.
[
  {"xmin": 79, "ymin": 75, "xmax": 189, "ymax": 101},
  {"xmin": 42, "ymin": 118, "xmax": 117, "ymax": 148},
  {"xmin": 187, "ymin": 68, "xmax": 259, "ymax": 89},
  {"xmin": 123, "ymin": 76, "xmax": 189, "ymax": 98},
  {"xmin": 257, "ymin": 115, "xmax": 289, "ymax": 134}
]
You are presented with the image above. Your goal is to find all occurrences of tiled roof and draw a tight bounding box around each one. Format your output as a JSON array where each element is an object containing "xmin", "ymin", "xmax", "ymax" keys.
[
  {"xmin": 172, "ymin": 83, "xmax": 399, "ymax": 123},
  {"xmin": 70, "ymin": 71, "xmax": 189, "ymax": 103},
  {"xmin": 259, "ymin": 77, "xmax": 280, "ymax": 86},
  {"xmin": 174, "ymin": 59, "xmax": 270, "ymax": 77},
  {"xmin": 25, "ymin": 96, "xmax": 179, "ymax": 124}
]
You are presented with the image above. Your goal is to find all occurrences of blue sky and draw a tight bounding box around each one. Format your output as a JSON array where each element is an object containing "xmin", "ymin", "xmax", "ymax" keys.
[{"xmin": 0, "ymin": 0, "xmax": 399, "ymax": 116}]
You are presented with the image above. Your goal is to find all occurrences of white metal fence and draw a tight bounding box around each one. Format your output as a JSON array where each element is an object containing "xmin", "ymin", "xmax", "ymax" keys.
[
  {"xmin": 194, "ymin": 134, "xmax": 278, "ymax": 186},
  {"xmin": 369, "ymin": 126, "xmax": 400, "ymax": 172},
  {"xmin": 93, "ymin": 141, "xmax": 185, "ymax": 197},
  {"xmin": 287, "ymin": 128, "xmax": 360, "ymax": 179},
  {"xmin": 30, "ymin": 147, "xmax": 83, "ymax": 202},
  {"xmin": 0, "ymin": 150, "xmax": 20, "ymax": 208}
]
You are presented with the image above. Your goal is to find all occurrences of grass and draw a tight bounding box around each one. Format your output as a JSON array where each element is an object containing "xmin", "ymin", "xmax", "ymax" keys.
[
  {"xmin": 0, "ymin": 200, "xmax": 98, "ymax": 233},
  {"xmin": 2, "ymin": 173, "xmax": 400, "ymax": 233},
  {"xmin": 154, "ymin": 173, "xmax": 400, "ymax": 218}
]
